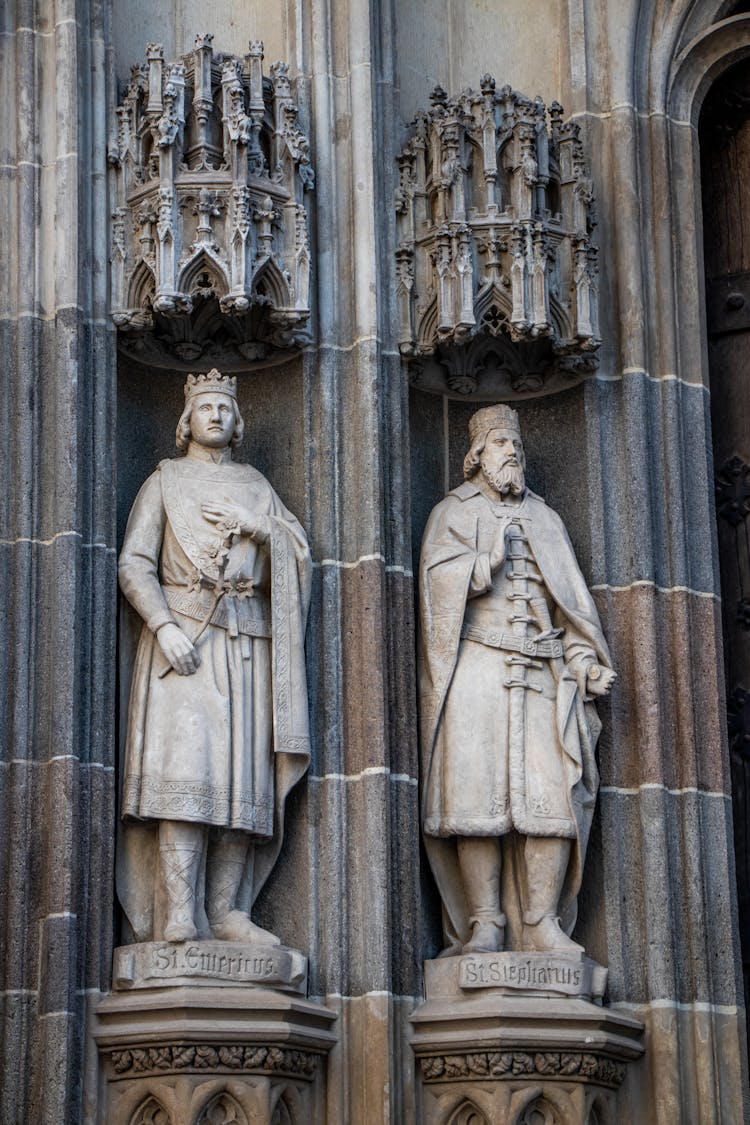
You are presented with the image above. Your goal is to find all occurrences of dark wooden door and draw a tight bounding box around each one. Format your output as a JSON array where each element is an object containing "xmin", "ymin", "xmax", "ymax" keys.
[{"xmin": 701, "ymin": 60, "xmax": 750, "ymax": 1020}]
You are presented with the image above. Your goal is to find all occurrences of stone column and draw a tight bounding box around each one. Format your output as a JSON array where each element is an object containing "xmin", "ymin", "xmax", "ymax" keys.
[
  {"xmin": 299, "ymin": 0, "xmax": 422, "ymax": 1119},
  {"xmin": 566, "ymin": 4, "xmax": 749, "ymax": 1120},
  {"xmin": 0, "ymin": 1, "xmax": 117, "ymax": 1121}
]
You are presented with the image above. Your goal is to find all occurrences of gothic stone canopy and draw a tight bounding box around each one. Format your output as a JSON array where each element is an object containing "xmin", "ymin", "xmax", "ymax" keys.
[
  {"xmin": 396, "ymin": 78, "xmax": 600, "ymax": 399},
  {"xmin": 109, "ymin": 35, "xmax": 314, "ymax": 370}
]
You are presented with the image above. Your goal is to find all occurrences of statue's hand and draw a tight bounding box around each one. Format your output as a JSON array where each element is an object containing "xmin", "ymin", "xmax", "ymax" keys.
[
  {"xmin": 488, "ymin": 527, "xmax": 508, "ymax": 571},
  {"xmin": 157, "ymin": 623, "xmax": 201, "ymax": 675},
  {"xmin": 585, "ymin": 664, "xmax": 616, "ymax": 697},
  {"xmin": 201, "ymin": 500, "xmax": 268, "ymax": 543},
  {"xmin": 489, "ymin": 520, "xmax": 524, "ymax": 571}
]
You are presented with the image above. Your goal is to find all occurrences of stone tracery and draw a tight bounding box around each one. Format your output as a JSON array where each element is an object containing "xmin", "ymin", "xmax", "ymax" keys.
[
  {"xmin": 109, "ymin": 36, "xmax": 313, "ymax": 368},
  {"xmin": 396, "ymin": 78, "xmax": 599, "ymax": 399}
]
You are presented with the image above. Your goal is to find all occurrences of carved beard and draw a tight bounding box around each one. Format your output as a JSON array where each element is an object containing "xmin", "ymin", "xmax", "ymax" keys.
[{"xmin": 482, "ymin": 462, "xmax": 525, "ymax": 497}]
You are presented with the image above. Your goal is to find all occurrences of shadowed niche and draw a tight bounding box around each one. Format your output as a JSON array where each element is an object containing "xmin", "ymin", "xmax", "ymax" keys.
[
  {"xmin": 446, "ymin": 1100, "xmax": 491, "ymax": 1125},
  {"xmin": 196, "ymin": 1092, "xmax": 248, "ymax": 1125},
  {"xmin": 517, "ymin": 1098, "xmax": 560, "ymax": 1125},
  {"xmin": 130, "ymin": 1096, "xmax": 171, "ymax": 1125}
]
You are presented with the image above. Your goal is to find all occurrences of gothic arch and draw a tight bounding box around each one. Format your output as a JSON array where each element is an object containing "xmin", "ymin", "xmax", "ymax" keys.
[
  {"xmin": 126, "ymin": 258, "xmax": 156, "ymax": 311},
  {"xmin": 508, "ymin": 1084, "xmax": 576, "ymax": 1125},
  {"xmin": 669, "ymin": 12, "xmax": 750, "ymax": 123},
  {"xmin": 269, "ymin": 1092, "xmax": 294, "ymax": 1125},
  {"xmin": 270, "ymin": 1083, "xmax": 305, "ymax": 1124},
  {"xmin": 252, "ymin": 257, "xmax": 293, "ymax": 308},
  {"xmin": 660, "ymin": 7, "xmax": 750, "ymax": 360},
  {"xmin": 548, "ymin": 293, "xmax": 574, "ymax": 343},
  {"xmin": 129, "ymin": 1095, "xmax": 172, "ymax": 1125},
  {"xmin": 416, "ymin": 297, "xmax": 439, "ymax": 350},
  {"xmin": 585, "ymin": 1094, "xmax": 611, "ymax": 1125},
  {"xmin": 445, "ymin": 1098, "xmax": 491, "ymax": 1125},
  {"xmin": 462, "ymin": 132, "xmax": 486, "ymax": 213},
  {"xmin": 473, "ymin": 283, "xmax": 513, "ymax": 329},
  {"xmin": 177, "ymin": 249, "xmax": 230, "ymax": 302},
  {"xmin": 515, "ymin": 1097, "xmax": 560, "ymax": 1125},
  {"xmin": 195, "ymin": 1091, "xmax": 248, "ymax": 1125}
]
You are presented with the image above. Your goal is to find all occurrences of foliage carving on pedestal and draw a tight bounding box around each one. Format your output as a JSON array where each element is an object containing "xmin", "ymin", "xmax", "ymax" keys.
[
  {"xmin": 419, "ymin": 1051, "xmax": 625, "ymax": 1089},
  {"xmin": 109, "ymin": 1044, "xmax": 319, "ymax": 1082}
]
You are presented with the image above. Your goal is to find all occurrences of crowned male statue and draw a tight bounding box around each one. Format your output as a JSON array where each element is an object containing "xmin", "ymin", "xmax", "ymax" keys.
[
  {"xmin": 118, "ymin": 370, "xmax": 311, "ymax": 945},
  {"xmin": 418, "ymin": 404, "xmax": 615, "ymax": 957}
]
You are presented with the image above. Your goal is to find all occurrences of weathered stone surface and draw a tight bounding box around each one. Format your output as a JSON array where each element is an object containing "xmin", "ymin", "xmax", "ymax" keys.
[
  {"xmin": 599, "ymin": 787, "xmax": 741, "ymax": 1008},
  {"xmin": 396, "ymin": 0, "xmax": 567, "ymax": 122},
  {"xmin": 3, "ymin": 1, "xmax": 750, "ymax": 1123},
  {"xmin": 321, "ymin": 995, "xmax": 417, "ymax": 1125},
  {"xmin": 0, "ymin": 5, "xmax": 116, "ymax": 1121},
  {"xmin": 594, "ymin": 584, "xmax": 727, "ymax": 793},
  {"xmin": 582, "ymin": 373, "xmax": 718, "ymax": 594},
  {"xmin": 412, "ymin": 981, "xmax": 644, "ymax": 1124},
  {"xmin": 614, "ymin": 1002, "xmax": 748, "ymax": 1125},
  {"xmin": 111, "ymin": 4, "xmax": 289, "ymax": 87},
  {"xmin": 94, "ymin": 985, "xmax": 337, "ymax": 1125}
]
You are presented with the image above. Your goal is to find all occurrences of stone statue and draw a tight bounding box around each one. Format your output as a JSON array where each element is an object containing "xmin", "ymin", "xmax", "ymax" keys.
[
  {"xmin": 418, "ymin": 404, "xmax": 615, "ymax": 957},
  {"xmin": 117, "ymin": 369, "xmax": 311, "ymax": 945}
]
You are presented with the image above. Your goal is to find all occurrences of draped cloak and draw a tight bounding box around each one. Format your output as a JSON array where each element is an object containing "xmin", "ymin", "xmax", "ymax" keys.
[
  {"xmin": 418, "ymin": 482, "xmax": 613, "ymax": 954},
  {"xmin": 116, "ymin": 453, "xmax": 311, "ymax": 942}
]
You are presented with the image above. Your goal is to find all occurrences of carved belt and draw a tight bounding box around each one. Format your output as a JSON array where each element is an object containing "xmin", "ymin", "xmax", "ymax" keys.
[
  {"xmin": 460, "ymin": 623, "xmax": 563, "ymax": 659},
  {"xmin": 164, "ymin": 588, "xmax": 271, "ymax": 638}
]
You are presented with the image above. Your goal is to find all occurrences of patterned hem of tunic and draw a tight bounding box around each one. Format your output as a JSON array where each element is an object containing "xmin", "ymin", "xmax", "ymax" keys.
[{"xmin": 122, "ymin": 776, "xmax": 274, "ymax": 835}]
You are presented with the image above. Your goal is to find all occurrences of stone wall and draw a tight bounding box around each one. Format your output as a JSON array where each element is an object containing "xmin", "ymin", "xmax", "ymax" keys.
[
  {"xmin": 2, "ymin": 0, "xmax": 750, "ymax": 1122},
  {"xmin": 0, "ymin": 1, "xmax": 117, "ymax": 1120}
]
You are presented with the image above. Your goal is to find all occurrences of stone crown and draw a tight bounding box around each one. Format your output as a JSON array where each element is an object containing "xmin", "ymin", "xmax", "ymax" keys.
[
  {"xmin": 184, "ymin": 370, "xmax": 237, "ymax": 400},
  {"xmin": 468, "ymin": 404, "xmax": 521, "ymax": 442}
]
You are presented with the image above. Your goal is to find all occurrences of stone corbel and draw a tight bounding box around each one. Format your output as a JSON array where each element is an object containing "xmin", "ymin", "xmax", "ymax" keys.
[
  {"xmin": 397, "ymin": 77, "xmax": 600, "ymax": 400},
  {"xmin": 110, "ymin": 35, "xmax": 315, "ymax": 370}
]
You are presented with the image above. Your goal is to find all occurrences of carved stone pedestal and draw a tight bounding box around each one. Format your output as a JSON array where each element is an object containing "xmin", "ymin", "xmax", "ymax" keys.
[
  {"xmin": 411, "ymin": 955, "xmax": 644, "ymax": 1125},
  {"xmin": 93, "ymin": 943, "xmax": 337, "ymax": 1125}
]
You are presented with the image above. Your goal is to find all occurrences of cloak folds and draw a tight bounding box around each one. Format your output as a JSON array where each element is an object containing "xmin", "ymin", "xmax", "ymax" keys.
[
  {"xmin": 418, "ymin": 482, "xmax": 613, "ymax": 954},
  {"xmin": 116, "ymin": 457, "xmax": 311, "ymax": 942}
]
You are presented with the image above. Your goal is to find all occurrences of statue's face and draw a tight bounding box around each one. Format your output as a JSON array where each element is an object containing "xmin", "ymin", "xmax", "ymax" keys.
[
  {"xmin": 481, "ymin": 427, "xmax": 524, "ymax": 473},
  {"xmin": 189, "ymin": 392, "xmax": 236, "ymax": 448},
  {"xmin": 480, "ymin": 427, "xmax": 526, "ymax": 496}
]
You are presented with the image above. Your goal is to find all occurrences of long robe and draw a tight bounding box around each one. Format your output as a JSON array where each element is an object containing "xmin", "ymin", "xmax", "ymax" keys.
[
  {"xmin": 117, "ymin": 452, "xmax": 311, "ymax": 941},
  {"xmin": 418, "ymin": 481, "xmax": 613, "ymax": 954}
]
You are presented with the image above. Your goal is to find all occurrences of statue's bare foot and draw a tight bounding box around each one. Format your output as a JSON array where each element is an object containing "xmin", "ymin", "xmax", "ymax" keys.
[
  {"xmin": 164, "ymin": 916, "xmax": 198, "ymax": 942},
  {"xmin": 524, "ymin": 915, "xmax": 583, "ymax": 953},
  {"xmin": 463, "ymin": 919, "xmax": 505, "ymax": 954},
  {"xmin": 212, "ymin": 909, "xmax": 282, "ymax": 946}
]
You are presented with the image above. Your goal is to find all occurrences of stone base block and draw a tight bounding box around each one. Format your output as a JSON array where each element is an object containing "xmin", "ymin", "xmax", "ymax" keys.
[
  {"xmin": 411, "ymin": 956, "xmax": 644, "ymax": 1125},
  {"xmin": 93, "ymin": 984, "xmax": 337, "ymax": 1125}
]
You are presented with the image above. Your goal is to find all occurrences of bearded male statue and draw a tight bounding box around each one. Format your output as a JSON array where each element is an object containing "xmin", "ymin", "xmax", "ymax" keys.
[
  {"xmin": 418, "ymin": 404, "xmax": 615, "ymax": 957},
  {"xmin": 117, "ymin": 369, "xmax": 311, "ymax": 945}
]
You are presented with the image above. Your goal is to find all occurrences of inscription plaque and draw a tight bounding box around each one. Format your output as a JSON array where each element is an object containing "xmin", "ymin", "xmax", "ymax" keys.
[
  {"xmin": 457, "ymin": 951, "xmax": 607, "ymax": 1001},
  {"xmin": 113, "ymin": 940, "xmax": 307, "ymax": 994}
]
